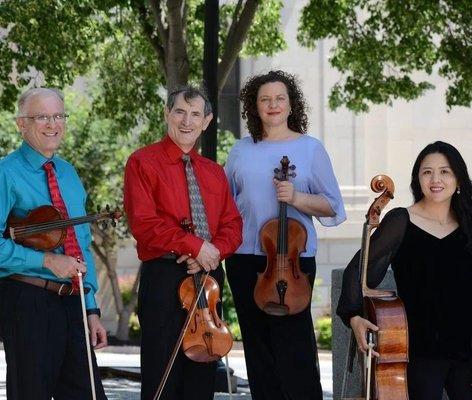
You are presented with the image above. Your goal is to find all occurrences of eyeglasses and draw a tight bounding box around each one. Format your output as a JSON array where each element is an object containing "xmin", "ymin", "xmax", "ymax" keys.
[{"xmin": 18, "ymin": 114, "xmax": 69, "ymax": 124}]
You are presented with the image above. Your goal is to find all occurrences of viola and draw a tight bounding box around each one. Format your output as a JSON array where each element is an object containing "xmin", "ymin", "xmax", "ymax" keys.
[
  {"xmin": 178, "ymin": 219, "xmax": 233, "ymax": 362},
  {"xmin": 253, "ymin": 156, "xmax": 312, "ymax": 316},
  {"xmin": 357, "ymin": 175, "xmax": 409, "ymax": 400},
  {"xmin": 6, "ymin": 204, "xmax": 121, "ymax": 251}
]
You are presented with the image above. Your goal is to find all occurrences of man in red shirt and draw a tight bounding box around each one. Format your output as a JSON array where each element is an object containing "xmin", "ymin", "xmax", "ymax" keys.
[{"xmin": 124, "ymin": 86, "xmax": 242, "ymax": 400}]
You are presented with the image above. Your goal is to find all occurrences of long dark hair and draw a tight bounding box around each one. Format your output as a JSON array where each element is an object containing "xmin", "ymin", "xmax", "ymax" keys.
[
  {"xmin": 239, "ymin": 70, "xmax": 308, "ymax": 143},
  {"xmin": 411, "ymin": 141, "xmax": 472, "ymax": 252}
]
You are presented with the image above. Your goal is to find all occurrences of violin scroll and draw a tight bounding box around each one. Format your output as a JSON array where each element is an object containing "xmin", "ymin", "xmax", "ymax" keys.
[
  {"xmin": 274, "ymin": 156, "xmax": 296, "ymax": 181},
  {"xmin": 366, "ymin": 175, "xmax": 395, "ymax": 227}
]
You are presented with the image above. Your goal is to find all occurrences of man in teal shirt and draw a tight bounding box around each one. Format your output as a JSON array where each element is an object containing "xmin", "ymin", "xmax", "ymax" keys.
[{"xmin": 0, "ymin": 87, "xmax": 107, "ymax": 399}]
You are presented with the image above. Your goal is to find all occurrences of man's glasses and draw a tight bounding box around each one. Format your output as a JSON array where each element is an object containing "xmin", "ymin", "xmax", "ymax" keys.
[{"xmin": 18, "ymin": 114, "xmax": 69, "ymax": 124}]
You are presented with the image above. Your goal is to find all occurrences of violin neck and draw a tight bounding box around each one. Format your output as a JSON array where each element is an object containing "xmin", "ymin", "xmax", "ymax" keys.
[
  {"xmin": 17, "ymin": 213, "xmax": 112, "ymax": 236},
  {"xmin": 277, "ymin": 202, "xmax": 288, "ymax": 255},
  {"xmin": 359, "ymin": 221, "xmax": 372, "ymax": 296}
]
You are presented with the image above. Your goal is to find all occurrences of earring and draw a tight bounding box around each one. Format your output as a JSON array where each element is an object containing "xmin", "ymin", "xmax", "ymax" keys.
[{"xmin": 456, "ymin": 187, "xmax": 461, "ymax": 194}]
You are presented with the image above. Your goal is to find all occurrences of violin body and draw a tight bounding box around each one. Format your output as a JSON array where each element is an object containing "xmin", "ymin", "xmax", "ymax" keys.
[
  {"xmin": 178, "ymin": 273, "xmax": 233, "ymax": 363},
  {"xmin": 7, "ymin": 205, "xmax": 66, "ymax": 251},
  {"xmin": 253, "ymin": 156, "xmax": 312, "ymax": 316},
  {"xmin": 6, "ymin": 204, "xmax": 121, "ymax": 251},
  {"xmin": 254, "ymin": 217, "xmax": 311, "ymax": 316},
  {"xmin": 364, "ymin": 294, "xmax": 409, "ymax": 399}
]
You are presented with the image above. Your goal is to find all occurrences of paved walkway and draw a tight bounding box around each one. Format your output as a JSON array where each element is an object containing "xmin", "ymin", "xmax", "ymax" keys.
[{"xmin": 0, "ymin": 344, "xmax": 333, "ymax": 399}]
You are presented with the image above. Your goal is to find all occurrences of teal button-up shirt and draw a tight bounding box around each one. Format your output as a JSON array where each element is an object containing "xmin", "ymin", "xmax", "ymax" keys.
[{"xmin": 0, "ymin": 142, "xmax": 98, "ymax": 309}]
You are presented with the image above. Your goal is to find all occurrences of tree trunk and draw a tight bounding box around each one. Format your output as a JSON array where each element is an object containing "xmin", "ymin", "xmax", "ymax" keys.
[{"xmin": 115, "ymin": 264, "xmax": 142, "ymax": 341}]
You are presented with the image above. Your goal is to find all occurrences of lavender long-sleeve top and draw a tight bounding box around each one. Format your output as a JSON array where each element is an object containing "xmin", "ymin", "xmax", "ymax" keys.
[{"xmin": 225, "ymin": 135, "xmax": 346, "ymax": 257}]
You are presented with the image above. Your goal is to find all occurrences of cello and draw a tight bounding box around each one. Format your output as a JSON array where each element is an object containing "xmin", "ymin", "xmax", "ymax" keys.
[
  {"xmin": 343, "ymin": 175, "xmax": 409, "ymax": 400},
  {"xmin": 254, "ymin": 155, "xmax": 312, "ymax": 316}
]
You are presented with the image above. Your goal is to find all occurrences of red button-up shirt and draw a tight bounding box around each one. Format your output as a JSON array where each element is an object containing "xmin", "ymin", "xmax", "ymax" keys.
[{"xmin": 124, "ymin": 135, "xmax": 242, "ymax": 262}]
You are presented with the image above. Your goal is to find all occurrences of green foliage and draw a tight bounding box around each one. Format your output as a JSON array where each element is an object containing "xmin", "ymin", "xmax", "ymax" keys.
[
  {"xmin": 216, "ymin": 129, "xmax": 236, "ymax": 166},
  {"xmin": 315, "ymin": 316, "xmax": 332, "ymax": 350},
  {"xmin": 298, "ymin": 0, "xmax": 472, "ymax": 111},
  {"xmin": 222, "ymin": 263, "xmax": 241, "ymax": 341},
  {"xmin": 0, "ymin": 0, "xmax": 286, "ymax": 142}
]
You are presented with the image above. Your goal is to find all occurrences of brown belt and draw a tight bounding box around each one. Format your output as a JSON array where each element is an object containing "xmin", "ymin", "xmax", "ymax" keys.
[{"xmin": 8, "ymin": 274, "xmax": 90, "ymax": 296}]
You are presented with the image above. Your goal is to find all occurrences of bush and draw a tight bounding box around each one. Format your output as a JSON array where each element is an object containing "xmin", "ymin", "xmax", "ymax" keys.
[{"xmin": 315, "ymin": 316, "xmax": 332, "ymax": 350}]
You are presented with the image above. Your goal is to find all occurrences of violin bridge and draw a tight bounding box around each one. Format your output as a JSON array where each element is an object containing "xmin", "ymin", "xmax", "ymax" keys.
[{"xmin": 9, "ymin": 227, "xmax": 15, "ymax": 240}]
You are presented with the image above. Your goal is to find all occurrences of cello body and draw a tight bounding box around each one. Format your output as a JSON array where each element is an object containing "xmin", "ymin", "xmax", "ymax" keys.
[{"xmin": 364, "ymin": 295, "xmax": 409, "ymax": 399}]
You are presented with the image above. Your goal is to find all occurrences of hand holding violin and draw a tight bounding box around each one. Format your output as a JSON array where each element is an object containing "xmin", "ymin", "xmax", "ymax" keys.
[
  {"xmin": 274, "ymin": 178, "xmax": 296, "ymax": 204},
  {"xmin": 177, "ymin": 255, "xmax": 202, "ymax": 275},
  {"xmin": 196, "ymin": 241, "xmax": 220, "ymax": 271},
  {"xmin": 44, "ymin": 253, "xmax": 86, "ymax": 279}
]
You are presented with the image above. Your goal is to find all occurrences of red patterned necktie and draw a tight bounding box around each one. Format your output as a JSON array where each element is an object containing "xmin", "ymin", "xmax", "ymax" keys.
[{"xmin": 43, "ymin": 161, "xmax": 82, "ymax": 291}]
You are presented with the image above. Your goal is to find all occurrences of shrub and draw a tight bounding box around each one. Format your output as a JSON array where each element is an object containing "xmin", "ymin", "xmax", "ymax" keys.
[{"xmin": 315, "ymin": 316, "xmax": 332, "ymax": 350}]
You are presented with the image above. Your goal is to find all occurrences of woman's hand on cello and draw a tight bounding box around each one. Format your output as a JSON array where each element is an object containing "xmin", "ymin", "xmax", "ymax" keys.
[{"xmin": 350, "ymin": 315, "xmax": 380, "ymax": 357}]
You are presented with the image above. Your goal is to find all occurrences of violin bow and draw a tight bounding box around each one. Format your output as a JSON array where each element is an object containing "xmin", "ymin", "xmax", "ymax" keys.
[
  {"xmin": 77, "ymin": 270, "xmax": 97, "ymax": 400},
  {"xmin": 221, "ymin": 300, "xmax": 233, "ymax": 399},
  {"xmin": 153, "ymin": 271, "xmax": 211, "ymax": 400}
]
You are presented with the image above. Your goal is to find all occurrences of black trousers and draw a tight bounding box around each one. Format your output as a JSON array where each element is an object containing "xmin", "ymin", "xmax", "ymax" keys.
[
  {"xmin": 408, "ymin": 357, "xmax": 472, "ymax": 400},
  {"xmin": 0, "ymin": 279, "xmax": 106, "ymax": 400},
  {"xmin": 226, "ymin": 254, "xmax": 323, "ymax": 400},
  {"xmin": 138, "ymin": 258, "xmax": 224, "ymax": 400}
]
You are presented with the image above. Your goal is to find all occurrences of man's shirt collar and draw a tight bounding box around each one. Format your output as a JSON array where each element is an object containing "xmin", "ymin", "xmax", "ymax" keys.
[
  {"xmin": 19, "ymin": 141, "xmax": 59, "ymax": 171},
  {"xmin": 162, "ymin": 134, "xmax": 199, "ymax": 164}
]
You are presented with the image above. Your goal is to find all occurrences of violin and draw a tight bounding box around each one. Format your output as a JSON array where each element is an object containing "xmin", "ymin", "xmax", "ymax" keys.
[
  {"xmin": 254, "ymin": 156, "xmax": 312, "ymax": 316},
  {"xmin": 356, "ymin": 175, "xmax": 409, "ymax": 400},
  {"xmin": 6, "ymin": 204, "xmax": 121, "ymax": 251},
  {"xmin": 178, "ymin": 219, "xmax": 233, "ymax": 362},
  {"xmin": 153, "ymin": 220, "xmax": 233, "ymax": 400}
]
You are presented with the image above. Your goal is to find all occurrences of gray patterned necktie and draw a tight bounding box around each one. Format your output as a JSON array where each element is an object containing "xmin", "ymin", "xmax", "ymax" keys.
[{"xmin": 182, "ymin": 154, "xmax": 211, "ymax": 241}]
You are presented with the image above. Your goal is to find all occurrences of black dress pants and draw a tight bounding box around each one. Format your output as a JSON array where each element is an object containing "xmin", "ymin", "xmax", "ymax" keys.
[
  {"xmin": 226, "ymin": 254, "xmax": 323, "ymax": 400},
  {"xmin": 0, "ymin": 279, "xmax": 106, "ymax": 400},
  {"xmin": 408, "ymin": 356, "xmax": 472, "ymax": 400},
  {"xmin": 138, "ymin": 258, "xmax": 224, "ymax": 400}
]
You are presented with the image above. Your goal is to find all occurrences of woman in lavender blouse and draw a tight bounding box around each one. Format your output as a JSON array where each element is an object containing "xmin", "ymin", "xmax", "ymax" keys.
[{"xmin": 225, "ymin": 70, "xmax": 346, "ymax": 400}]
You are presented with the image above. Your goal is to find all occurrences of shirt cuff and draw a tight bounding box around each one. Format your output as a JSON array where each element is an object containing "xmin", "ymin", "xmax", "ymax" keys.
[
  {"xmin": 86, "ymin": 308, "xmax": 101, "ymax": 318},
  {"xmin": 84, "ymin": 290, "xmax": 97, "ymax": 309},
  {"xmin": 27, "ymin": 248, "xmax": 45, "ymax": 269},
  {"xmin": 182, "ymin": 235, "xmax": 205, "ymax": 259}
]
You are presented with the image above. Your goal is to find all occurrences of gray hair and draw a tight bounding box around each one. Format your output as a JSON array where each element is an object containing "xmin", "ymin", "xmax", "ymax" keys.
[
  {"xmin": 17, "ymin": 87, "xmax": 64, "ymax": 116},
  {"xmin": 166, "ymin": 85, "xmax": 213, "ymax": 116}
]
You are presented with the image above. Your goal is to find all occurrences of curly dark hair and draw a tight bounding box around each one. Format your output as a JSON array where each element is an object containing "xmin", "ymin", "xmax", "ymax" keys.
[
  {"xmin": 239, "ymin": 70, "xmax": 309, "ymax": 142},
  {"xmin": 410, "ymin": 141, "xmax": 472, "ymax": 253}
]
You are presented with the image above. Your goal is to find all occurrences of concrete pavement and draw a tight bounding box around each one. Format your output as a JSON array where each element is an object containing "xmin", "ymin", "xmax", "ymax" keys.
[{"xmin": 0, "ymin": 344, "xmax": 333, "ymax": 399}]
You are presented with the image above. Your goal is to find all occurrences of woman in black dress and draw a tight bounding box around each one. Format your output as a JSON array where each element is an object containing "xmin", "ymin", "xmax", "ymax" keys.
[{"xmin": 337, "ymin": 141, "xmax": 472, "ymax": 399}]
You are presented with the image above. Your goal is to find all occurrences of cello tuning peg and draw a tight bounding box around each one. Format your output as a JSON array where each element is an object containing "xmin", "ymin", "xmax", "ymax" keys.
[
  {"xmin": 97, "ymin": 205, "xmax": 101, "ymax": 212},
  {"xmin": 289, "ymin": 165, "xmax": 296, "ymax": 170},
  {"xmin": 106, "ymin": 204, "xmax": 110, "ymax": 212},
  {"xmin": 290, "ymin": 172, "xmax": 297, "ymax": 178},
  {"xmin": 111, "ymin": 220, "xmax": 116, "ymax": 227},
  {"xmin": 274, "ymin": 168, "xmax": 280, "ymax": 174}
]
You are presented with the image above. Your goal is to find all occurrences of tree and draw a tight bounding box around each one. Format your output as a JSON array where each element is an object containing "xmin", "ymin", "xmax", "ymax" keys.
[
  {"xmin": 298, "ymin": 0, "xmax": 472, "ymax": 112},
  {"xmin": 0, "ymin": 0, "xmax": 286, "ymax": 340}
]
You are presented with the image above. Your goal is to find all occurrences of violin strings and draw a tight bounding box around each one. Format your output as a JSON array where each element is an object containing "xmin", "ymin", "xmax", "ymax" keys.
[{"xmin": 13, "ymin": 214, "xmax": 106, "ymax": 237}]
